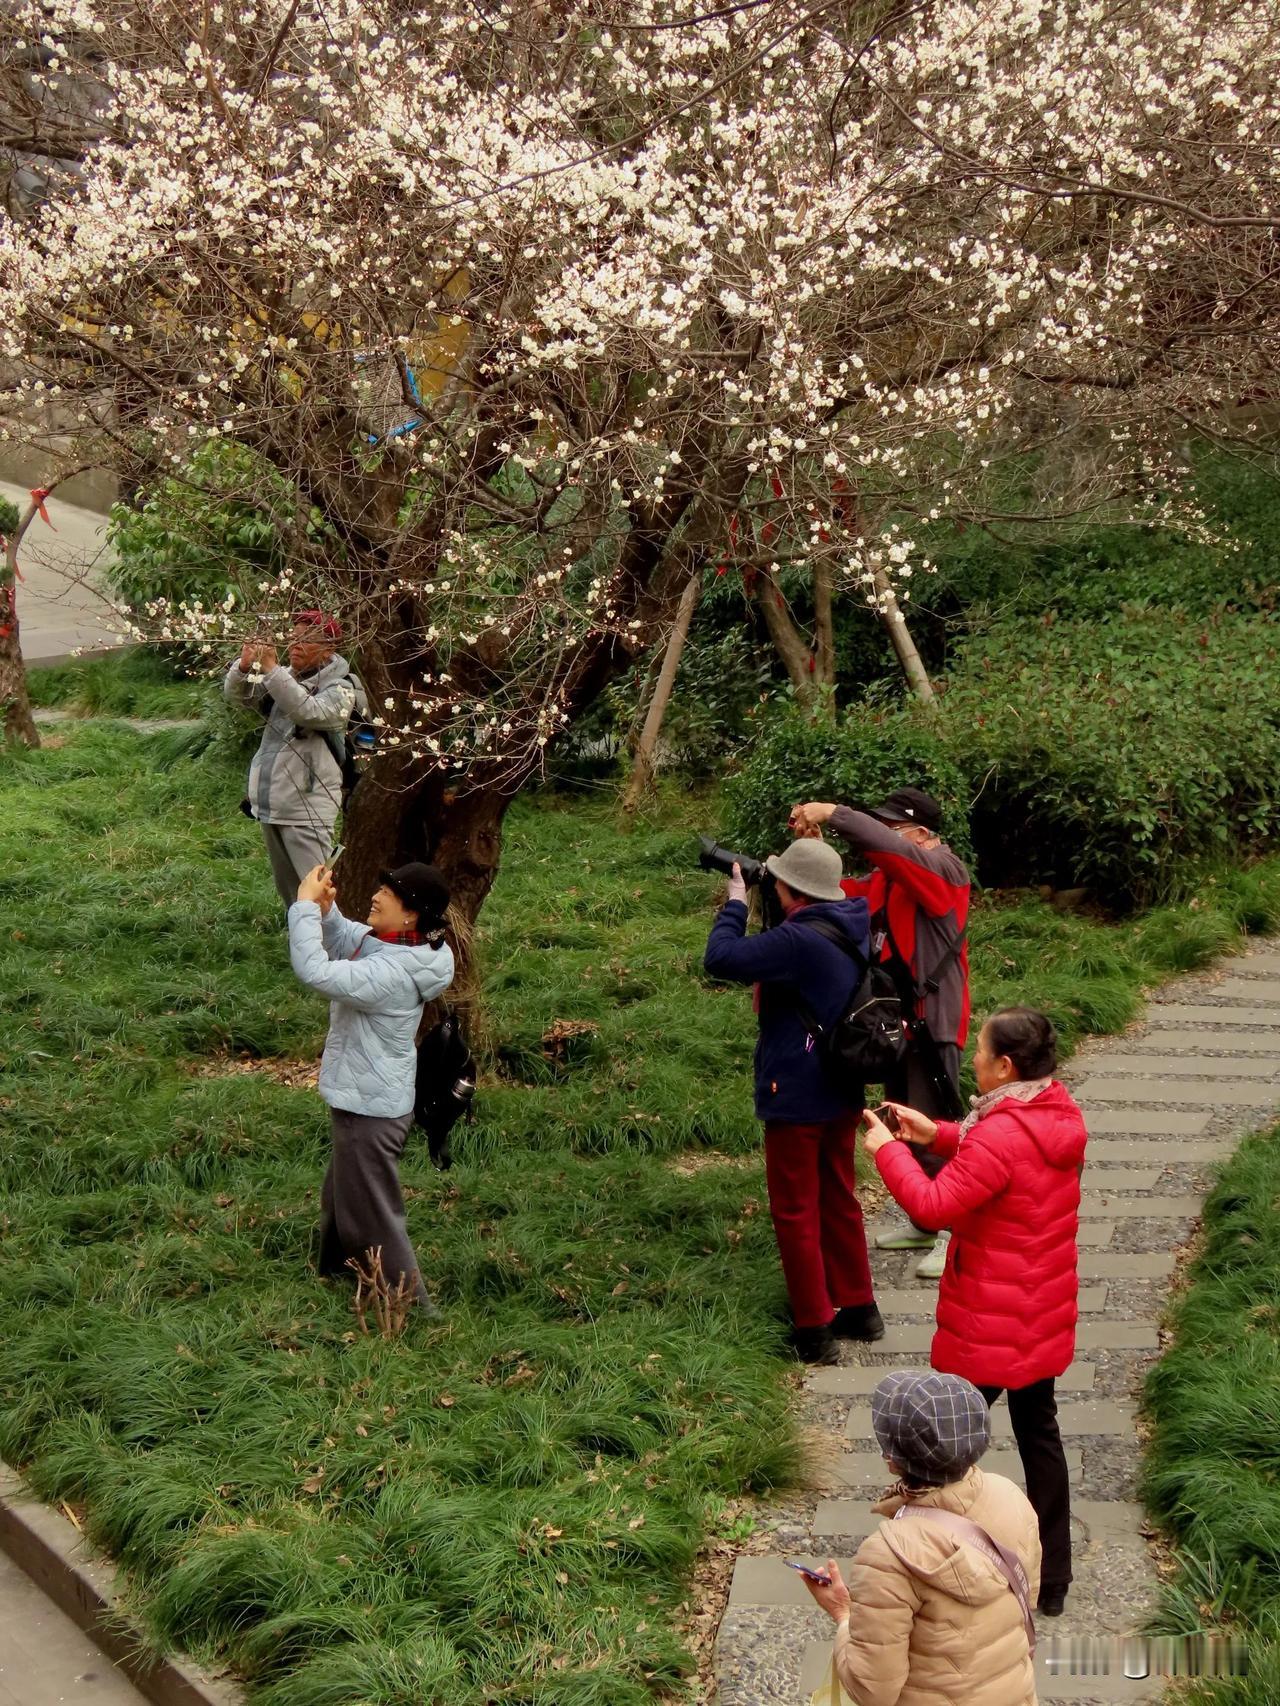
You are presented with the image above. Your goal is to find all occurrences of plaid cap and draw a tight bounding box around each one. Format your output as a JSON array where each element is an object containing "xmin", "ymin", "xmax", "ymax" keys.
[{"xmin": 871, "ymin": 1370, "xmax": 991, "ymax": 1487}]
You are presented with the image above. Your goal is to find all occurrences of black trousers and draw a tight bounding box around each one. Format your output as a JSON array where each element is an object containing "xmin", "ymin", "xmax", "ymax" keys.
[
  {"xmin": 978, "ymin": 1376, "xmax": 1072, "ymax": 1591},
  {"xmin": 885, "ymin": 1041, "xmax": 962, "ymax": 1214}
]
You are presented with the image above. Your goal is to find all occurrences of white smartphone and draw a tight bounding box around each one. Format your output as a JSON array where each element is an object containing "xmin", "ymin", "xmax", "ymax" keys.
[{"xmin": 325, "ymin": 844, "xmax": 344, "ymax": 870}]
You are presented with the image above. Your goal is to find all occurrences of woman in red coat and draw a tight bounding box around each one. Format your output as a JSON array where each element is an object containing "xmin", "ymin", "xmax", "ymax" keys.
[{"xmin": 861, "ymin": 1006, "xmax": 1086, "ymax": 1617}]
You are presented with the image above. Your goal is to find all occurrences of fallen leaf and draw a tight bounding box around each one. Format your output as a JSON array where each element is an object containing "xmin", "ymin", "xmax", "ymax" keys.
[
  {"xmin": 438, "ymin": 1393, "xmax": 456, "ymax": 1408},
  {"xmin": 301, "ymin": 1472, "xmax": 325, "ymax": 1495}
]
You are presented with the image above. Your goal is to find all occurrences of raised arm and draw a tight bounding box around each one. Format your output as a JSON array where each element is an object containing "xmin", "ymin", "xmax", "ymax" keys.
[
  {"xmin": 874, "ymin": 1120, "xmax": 1012, "ymax": 1231},
  {"xmin": 704, "ymin": 902, "xmax": 807, "ymax": 985},
  {"xmin": 223, "ymin": 659, "xmax": 265, "ymax": 708},
  {"xmin": 320, "ymin": 903, "xmax": 372, "ymax": 962},
  {"xmin": 827, "ymin": 807, "xmax": 959, "ymax": 917},
  {"xmin": 263, "ymin": 666, "xmax": 356, "ymax": 731},
  {"xmin": 289, "ymin": 901, "xmax": 421, "ymax": 1012}
]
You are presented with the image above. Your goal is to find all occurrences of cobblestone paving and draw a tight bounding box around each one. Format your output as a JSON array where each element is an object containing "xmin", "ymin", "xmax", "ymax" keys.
[{"xmin": 714, "ymin": 942, "xmax": 1280, "ymax": 1704}]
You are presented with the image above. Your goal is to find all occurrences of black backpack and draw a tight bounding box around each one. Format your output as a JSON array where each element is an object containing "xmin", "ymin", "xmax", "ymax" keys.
[
  {"xmin": 413, "ymin": 1012, "xmax": 476, "ymax": 1171},
  {"xmin": 788, "ymin": 913, "xmax": 910, "ymax": 1087}
]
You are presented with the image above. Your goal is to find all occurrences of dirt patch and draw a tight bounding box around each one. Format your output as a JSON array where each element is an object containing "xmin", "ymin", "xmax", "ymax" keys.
[
  {"xmin": 185, "ymin": 1053, "xmax": 319, "ymax": 1090},
  {"xmin": 666, "ymin": 1151, "xmax": 759, "ymax": 1178}
]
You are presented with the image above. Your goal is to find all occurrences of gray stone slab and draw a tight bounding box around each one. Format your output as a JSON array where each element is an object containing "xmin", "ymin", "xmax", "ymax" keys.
[
  {"xmin": 1077, "ymin": 1221, "xmax": 1115, "ymax": 1245},
  {"xmin": 1081, "ymin": 1169, "xmax": 1161, "ymax": 1191},
  {"xmin": 1073, "ymin": 1320, "xmax": 1160, "ymax": 1349},
  {"xmin": 1144, "ymin": 1003, "xmax": 1280, "ymax": 1028},
  {"xmin": 847, "ymin": 1399, "xmax": 1134, "ymax": 1442},
  {"xmin": 1087, "ymin": 1139, "xmax": 1231, "ymax": 1163},
  {"xmin": 1228, "ymin": 952, "xmax": 1280, "ymax": 975},
  {"xmin": 873, "ymin": 1285, "xmax": 1107, "ymax": 1315},
  {"xmin": 1078, "ymin": 1078, "xmax": 1280, "ymax": 1107},
  {"xmin": 1209, "ymin": 977, "xmax": 1280, "ymax": 1003},
  {"xmin": 1090, "ymin": 1054, "xmax": 1280, "ymax": 1079},
  {"xmin": 1079, "ymin": 1196, "xmax": 1201, "ymax": 1219},
  {"xmin": 831, "ymin": 1447, "xmax": 1083, "ymax": 1490},
  {"xmin": 865, "ymin": 1319, "xmax": 1150, "ymax": 1353},
  {"xmin": 1126, "ymin": 1029, "xmax": 1280, "ymax": 1054},
  {"xmin": 1079, "ymin": 1108, "xmax": 1210, "ymax": 1134},
  {"xmin": 1078, "ymin": 1251, "xmax": 1174, "ymax": 1280},
  {"xmin": 810, "ymin": 1361, "xmax": 1096, "ymax": 1397},
  {"xmin": 810, "ymin": 1497, "xmax": 1145, "ymax": 1544},
  {"xmin": 729, "ymin": 1554, "xmax": 856, "ymax": 1607},
  {"xmin": 798, "ymin": 1643, "xmax": 1161, "ymax": 1702}
]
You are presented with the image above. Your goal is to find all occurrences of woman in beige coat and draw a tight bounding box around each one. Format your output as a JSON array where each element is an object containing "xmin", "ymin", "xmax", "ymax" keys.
[{"xmin": 803, "ymin": 1370, "xmax": 1041, "ymax": 1706}]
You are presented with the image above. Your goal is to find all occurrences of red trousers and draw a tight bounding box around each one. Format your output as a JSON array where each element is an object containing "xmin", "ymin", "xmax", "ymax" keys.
[{"xmin": 763, "ymin": 1116, "xmax": 875, "ymax": 1328}]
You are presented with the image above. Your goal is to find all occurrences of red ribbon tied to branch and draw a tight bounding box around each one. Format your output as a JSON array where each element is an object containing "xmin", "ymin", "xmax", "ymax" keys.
[{"xmin": 30, "ymin": 488, "xmax": 56, "ymax": 529}]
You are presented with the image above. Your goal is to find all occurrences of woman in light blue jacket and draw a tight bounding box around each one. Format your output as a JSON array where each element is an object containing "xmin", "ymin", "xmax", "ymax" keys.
[{"xmin": 291, "ymin": 861, "xmax": 455, "ymax": 1311}]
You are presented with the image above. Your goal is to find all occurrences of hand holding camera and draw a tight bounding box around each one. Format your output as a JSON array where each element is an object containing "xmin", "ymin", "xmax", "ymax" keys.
[
  {"xmin": 297, "ymin": 864, "xmax": 337, "ymax": 915},
  {"xmin": 862, "ymin": 1101, "xmax": 938, "ymax": 1154}
]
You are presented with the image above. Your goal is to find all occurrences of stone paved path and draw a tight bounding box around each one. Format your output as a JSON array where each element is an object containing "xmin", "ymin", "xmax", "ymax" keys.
[
  {"xmin": 714, "ymin": 940, "xmax": 1280, "ymax": 1705},
  {"xmin": 0, "ymin": 1549, "xmax": 147, "ymax": 1706},
  {"xmin": 2, "ymin": 478, "xmax": 119, "ymax": 667}
]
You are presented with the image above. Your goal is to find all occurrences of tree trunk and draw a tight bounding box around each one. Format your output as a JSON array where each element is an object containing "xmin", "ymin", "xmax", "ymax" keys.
[
  {"xmin": 340, "ymin": 755, "xmax": 515, "ymax": 1032},
  {"xmin": 813, "ymin": 556, "xmax": 836, "ymax": 692},
  {"xmin": 755, "ymin": 568, "xmax": 817, "ymax": 705},
  {"xmin": 618, "ymin": 568, "xmax": 700, "ymax": 823},
  {"xmin": 0, "ymin": 601, "xmax": 38, "ymax": 746},
  {"xmin": 873, "ymin": 570, "xmax": 936, "ymax": 705}
]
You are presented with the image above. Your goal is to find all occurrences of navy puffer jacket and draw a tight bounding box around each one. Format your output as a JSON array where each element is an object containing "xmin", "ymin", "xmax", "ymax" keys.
[{"xmin": 704, "ymin": 896, "xmax": 871, "ymax": 1122}]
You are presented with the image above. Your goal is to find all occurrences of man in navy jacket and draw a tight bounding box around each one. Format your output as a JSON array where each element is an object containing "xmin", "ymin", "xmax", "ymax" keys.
[{"xmin": 705, "ymin": 838, "xmax": 884, "ymax": 1364}]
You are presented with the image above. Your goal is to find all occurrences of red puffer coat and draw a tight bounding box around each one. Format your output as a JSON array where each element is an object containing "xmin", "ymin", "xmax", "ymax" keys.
[{"xmin": 875, "ymin": 1082, "xmax": 1087, "ymax": 1389}]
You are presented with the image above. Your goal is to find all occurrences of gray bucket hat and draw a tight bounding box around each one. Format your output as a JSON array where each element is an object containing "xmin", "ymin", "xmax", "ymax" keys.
[
  {"xmin": 765, "ymin": 839, "xmax": 846, "ymax": 903},
  {"xmin": 871, "ymin": 1370, "xmax": 991, "ymax": 1487}
]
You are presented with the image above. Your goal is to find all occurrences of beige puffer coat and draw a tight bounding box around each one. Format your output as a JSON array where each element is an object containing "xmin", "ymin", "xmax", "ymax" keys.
[{"xmin": 833, "ymin": 1466, "xmax": 1041, "ymax": 1706}]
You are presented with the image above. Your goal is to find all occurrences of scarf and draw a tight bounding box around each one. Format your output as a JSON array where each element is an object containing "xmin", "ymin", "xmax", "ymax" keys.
[{"xmin": 957, "ymin": 1076, "xmax": 1053, "ymax": 1141}]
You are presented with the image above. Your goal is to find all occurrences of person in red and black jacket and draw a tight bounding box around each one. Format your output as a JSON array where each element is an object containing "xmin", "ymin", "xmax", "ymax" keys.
[{"xmin": 790, "ymin": 788, "xmax": 970, "ymax": 1279}]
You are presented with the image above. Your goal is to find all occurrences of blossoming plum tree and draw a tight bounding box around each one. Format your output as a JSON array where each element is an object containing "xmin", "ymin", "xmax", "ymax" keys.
[{"xmin": 1, "ymin": 0, "xmax": 1276, "ymax": 921}]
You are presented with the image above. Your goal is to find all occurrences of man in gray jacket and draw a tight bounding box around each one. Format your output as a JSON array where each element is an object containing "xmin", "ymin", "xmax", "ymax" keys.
[
  {"xmin": 224, "ymin": 612, "xmax": 361, "ymax": 907},
  {"xmin": 291, "ymin": 860, "xmax": 455, "ymax": 1312}
]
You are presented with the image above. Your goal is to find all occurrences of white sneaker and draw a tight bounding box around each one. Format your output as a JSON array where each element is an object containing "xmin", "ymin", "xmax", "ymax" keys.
[
  {"xmin": 914, "ymin": 1229, "xmax": 951, "ymax": 1281},
  {"xmin": 874, "ymin": 1206, "xmax": 938, "ymax": 1251}
]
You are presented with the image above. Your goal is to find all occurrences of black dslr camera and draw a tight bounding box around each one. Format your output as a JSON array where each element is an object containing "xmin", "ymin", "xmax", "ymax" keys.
[{"xmin": 697, "ymin": 836, "xmax": 783, "ymax": 927}]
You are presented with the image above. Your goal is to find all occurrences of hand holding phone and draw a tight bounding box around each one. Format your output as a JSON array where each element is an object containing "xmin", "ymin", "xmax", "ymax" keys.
[
  {"xmin": 786, "ymin": 1560, "xmax": 832, "ymax": 1585},
  {"xmin": 873, "ymin": 1103, "xmax": 901, "ymax": 1135}
]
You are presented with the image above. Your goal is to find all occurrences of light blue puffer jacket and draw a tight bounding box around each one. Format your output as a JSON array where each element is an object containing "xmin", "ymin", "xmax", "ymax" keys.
[{"xmin": 288, "ymin": 901, "xmax": 455, "ymax": 1117}]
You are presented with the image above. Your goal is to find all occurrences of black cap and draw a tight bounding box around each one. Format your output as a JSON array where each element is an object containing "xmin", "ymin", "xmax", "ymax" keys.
[
  {"xmin": 865, "ymin": 787, "xmax": 943, "ymax": 832},
  {"xmin": 378, "ymin": 863, "xmax": 450, "ymax": 926}
]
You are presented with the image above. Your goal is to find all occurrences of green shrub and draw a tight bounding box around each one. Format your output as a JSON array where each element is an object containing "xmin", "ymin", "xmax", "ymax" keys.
[
  {"xmin": 0, "ymin": 494, "xmax": 19, "ymax": 535},
  {"xmin": 722, "ymin": 697, "xmax": 973, "ymax": 862},
  {"xmin": 943, "ymin": 611, "xmax": 1280, "ymax": 904},
  {"xmin": 729, "ymin": 610, "xmax": 1280, "ymax": 908}
]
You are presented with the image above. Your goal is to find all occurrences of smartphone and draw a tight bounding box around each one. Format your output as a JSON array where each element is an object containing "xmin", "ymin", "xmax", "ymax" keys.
[
  {"xmin": 873, "ymin": 1103, "xmax": 901, "ymax": 1134},
  {"xmin": 324, "ymin": 844, "xmax": 344, "ymax": 871},
  {"xmin": 785, "ymin": 1561, "xmax": 832, "ymax": 1585}
]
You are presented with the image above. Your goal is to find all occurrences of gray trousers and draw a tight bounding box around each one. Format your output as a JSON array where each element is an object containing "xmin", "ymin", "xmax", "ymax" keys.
[
  {"xmin": 885, "ymin": 1040, "xmax": 963, "ymax": 1228},
  {"xmin": 262, "ymin": 821, "xmax": 330, "ymax": 909},
  {"xmin": 318, "ymin": 1108, "xmax": 430, "ymax": 1306}
]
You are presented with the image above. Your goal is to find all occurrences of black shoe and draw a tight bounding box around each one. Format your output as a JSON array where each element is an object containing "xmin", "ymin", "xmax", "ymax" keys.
[
  {"xmin": 832, "ymin": 1303, "xmax": 885, "ymax": 1342},
  {"xmin": 1037, "ymin": 1587, "xmax": 1067, "ymax": 1616},
  {"xmin": 790, "ymin": 1324, "xmax": 840, "ymax": 1365}
]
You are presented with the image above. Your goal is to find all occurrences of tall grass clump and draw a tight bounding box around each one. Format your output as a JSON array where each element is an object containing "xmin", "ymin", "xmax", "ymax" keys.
[{"xmin": 1140, "ymin": 1127, "xmax": 1280, "ymax": 1698}]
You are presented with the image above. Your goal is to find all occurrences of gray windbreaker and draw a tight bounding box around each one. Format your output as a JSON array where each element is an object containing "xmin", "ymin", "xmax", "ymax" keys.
[{"xmin": 224, "ymin": 655, "xmax": 359, "ymax": 830}]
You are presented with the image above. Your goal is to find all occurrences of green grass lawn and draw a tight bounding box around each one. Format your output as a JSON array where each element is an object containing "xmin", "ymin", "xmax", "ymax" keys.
[
  {"xmin": 1140, "ymin": 1129, "xmax": 1280, "ymax": 1701},
  {"xmin": 3, "ymin": 720, "xmax": 1280, "ymax": 1701}
]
